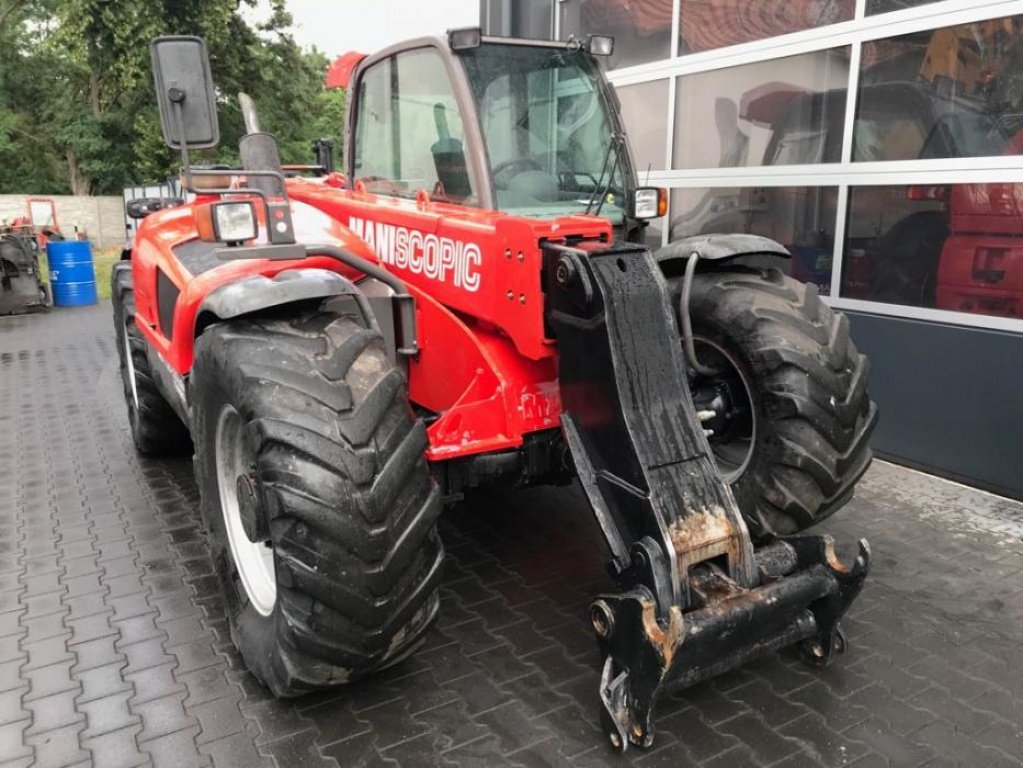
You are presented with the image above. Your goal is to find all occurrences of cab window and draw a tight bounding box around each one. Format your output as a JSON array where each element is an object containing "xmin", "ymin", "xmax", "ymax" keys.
[
  {"xmin": 461, "ymin": 43, "xmax": 626, "ymax": 221},
  {"xmin": 353, "ymin": 48, "xmax": 477, "ymax": 204}
]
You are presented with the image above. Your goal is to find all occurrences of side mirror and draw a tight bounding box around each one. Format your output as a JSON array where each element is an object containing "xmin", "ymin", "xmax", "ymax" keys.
[{"xmin": 150, "ymin": 36, "xmax": 219, "ymax": 150}]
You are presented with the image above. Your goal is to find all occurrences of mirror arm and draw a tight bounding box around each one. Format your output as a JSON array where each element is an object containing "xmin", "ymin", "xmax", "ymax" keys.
[
  {"xmin": 170, "ymin": 94, "xmax": 195, "ymax": 194},
  {"xmin": 170, "ymin": 95, "xmax": 294, "ymax": 246}
]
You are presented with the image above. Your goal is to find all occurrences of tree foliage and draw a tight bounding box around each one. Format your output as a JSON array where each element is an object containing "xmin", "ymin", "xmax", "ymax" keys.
[{"xmin": 0, "ymin": 0, "xmax": 344, "ymax": 195}]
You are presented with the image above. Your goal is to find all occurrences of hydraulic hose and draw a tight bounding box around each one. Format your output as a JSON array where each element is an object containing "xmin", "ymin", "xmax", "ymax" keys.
[{"xmin": 680, "ymin": 252, "xmax": 718, "ymax": 377}]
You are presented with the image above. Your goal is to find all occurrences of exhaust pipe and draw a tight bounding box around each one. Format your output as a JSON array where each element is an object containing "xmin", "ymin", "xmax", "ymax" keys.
[
  {"xmin": 235, "ymin": 91, "xmax": 294, "ymax": 243},
  {"xmin": 236, "ymin": 92, "xmax": 283, "ymax": 198},
  {"xmin": 239, "ymin": 92, "xmax": 261, "ymax": 134}
]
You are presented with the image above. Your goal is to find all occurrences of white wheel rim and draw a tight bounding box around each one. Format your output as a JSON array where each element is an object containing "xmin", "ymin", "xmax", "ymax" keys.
[
  {"xmin": 215, "ymin": 405, "xmax": 276, "ymax": 616},
  {"xmin": 123, "ymin": 319, "xmax": 140, "ymax": 411},
  {"xmin": 691, "ymin": 337, "xmax": 757, "ymax": 484}
]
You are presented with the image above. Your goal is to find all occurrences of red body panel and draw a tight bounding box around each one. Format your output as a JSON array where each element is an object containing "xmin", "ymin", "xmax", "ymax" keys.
[
  {"xmin": 286, "ymin": 179, "xmax": 611, "ymax": 361},
  {"xmin": 935, "ymin": 183, "xmax": 1023, "ymax": 318},
  {"xmin": 133, "ymin": 182, "xmax": 613, "ymax": 462},
  {"xmin": 132, "ymin": 198, "xmax": 367, "ymax": 374},
  {"xmin": 325, "ymin": 51, "xmax": 367, "ymax": 90}
]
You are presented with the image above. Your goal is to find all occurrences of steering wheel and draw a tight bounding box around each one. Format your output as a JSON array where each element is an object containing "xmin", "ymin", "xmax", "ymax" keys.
[{"xmin": 492, "ymin": 157, "xmax": 543, "ymax": 188}]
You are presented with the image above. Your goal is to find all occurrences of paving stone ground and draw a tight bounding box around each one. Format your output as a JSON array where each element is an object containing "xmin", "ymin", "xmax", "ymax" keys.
[{"xmin": 2, "ymin": 303, "xmax": 1022, "ymax": 768}]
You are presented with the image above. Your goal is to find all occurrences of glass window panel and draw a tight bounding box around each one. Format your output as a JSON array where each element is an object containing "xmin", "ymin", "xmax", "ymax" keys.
[
  {"xmin": 673, "ymin": 48, "xmax": 851, "ymax": 170},
  {"xmin": 463, "ymin": 44, "xmax": 627, "ymax": 220},
  {"xmin": 559, "ymin": 0, "xmax": 673, "ymax": 69},
  {"xmin": 866, "ymin": 0, "xmax": 942, "ymax": 15},
  {"xmin": 353, "ymin": 49, "xmax": 478, "ymax": 204},
  {"xmin": 513, "ymin": 0, "xmax": 555, "ymax": 39},
  {"xmin": 680, "ymin": 1, "xmax": 854, "ymax": 55},
  {"xmin": 855, "ymin": 15, "xmax": 1023, "ymax": 161},
  {"xmin": 669, "ymin": 186, "xmax": 838, "ymax": 294},
  {"xmin": 28, "ymin": 200, "xmax": 56, "ymax": 227},
  {"xmin": 482, "ymin": 0, "xmax": 554, "ymax": 37},
  {"xmin": 616, "ymin": 80, "xmax": 669, "ymax": 173},
  {"xmin": 841, "ymin": 183, "xmax": 1023, "ymax": 319}
]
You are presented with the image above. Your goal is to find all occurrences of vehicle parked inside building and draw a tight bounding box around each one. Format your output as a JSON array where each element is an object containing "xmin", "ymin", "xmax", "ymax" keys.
[{"xmin": 671, "ymin": 77, "xmax": 1023, "ymax": 314}]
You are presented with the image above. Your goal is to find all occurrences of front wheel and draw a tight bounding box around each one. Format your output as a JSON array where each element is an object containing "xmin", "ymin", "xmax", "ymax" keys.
[
  {"xmin": 111, "ymin": 262, "xmax": 190, "ymax": 455},
  {"xmin": 191, "ymin": 308, "xmax": 443, "ymax": 696},
  {"xmin": 678, "ymin": 266, "xmax": 878, "ymax": 539}
]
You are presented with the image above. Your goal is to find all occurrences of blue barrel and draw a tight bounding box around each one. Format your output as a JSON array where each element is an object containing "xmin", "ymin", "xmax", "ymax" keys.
[{"xmin": 47, "ymin": 240, "xmax": 97, "ymax": 307}]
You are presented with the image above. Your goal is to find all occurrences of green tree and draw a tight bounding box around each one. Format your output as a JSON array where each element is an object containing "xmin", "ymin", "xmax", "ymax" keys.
[
  {"xmin": 0, "ymin": 0, "xmax": 69, "ymax": 193},
  {"xmin": 0, "ymin": 0, "xmax": 343, "ymax": 195}
]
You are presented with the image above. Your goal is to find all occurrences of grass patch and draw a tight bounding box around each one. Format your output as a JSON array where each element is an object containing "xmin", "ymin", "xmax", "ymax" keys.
[
  {"xmin": 38, "ymin": 243, "xmax": 121, "ymax": 302},
  {"xmin": 92, "ymin": 247, "xmax": 121, "ymax": 301}
]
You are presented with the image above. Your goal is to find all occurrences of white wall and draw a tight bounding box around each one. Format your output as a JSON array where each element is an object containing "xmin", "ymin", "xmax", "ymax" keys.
[{"xmin": 0, "ymin": 196, "xmax": 126, "ymax": 249}]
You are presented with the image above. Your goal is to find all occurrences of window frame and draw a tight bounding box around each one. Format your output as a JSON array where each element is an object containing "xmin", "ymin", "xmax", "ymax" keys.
[{"xmin": 598, "ymin": 0, "xmax": 1023, "ymax": 333}]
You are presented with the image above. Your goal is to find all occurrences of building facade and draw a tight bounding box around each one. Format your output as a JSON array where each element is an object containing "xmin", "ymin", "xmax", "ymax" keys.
[{"xmin": 482, "ymin": 0, "xmax": 1023, "ymax": 498}]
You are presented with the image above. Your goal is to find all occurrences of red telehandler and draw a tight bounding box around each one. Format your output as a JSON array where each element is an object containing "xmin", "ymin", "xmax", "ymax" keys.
[{"xmin": 113, "ymin": 32, "xmax": 876, "ymax": 751}]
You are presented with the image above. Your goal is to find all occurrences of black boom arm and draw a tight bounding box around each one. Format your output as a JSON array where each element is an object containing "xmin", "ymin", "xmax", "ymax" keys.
[{"xmin": 543, "ymin": 240, "xmax": 870, "ymax": 751}]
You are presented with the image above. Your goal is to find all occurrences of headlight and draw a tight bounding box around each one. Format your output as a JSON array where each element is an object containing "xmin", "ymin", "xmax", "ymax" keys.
[
  {"xmin": 630, "ymin": 187, "xmax": 667, "ymax": 220},
  {"xmin": 213, "ymin": 201, "xmax": 257, "ymax": 243}
]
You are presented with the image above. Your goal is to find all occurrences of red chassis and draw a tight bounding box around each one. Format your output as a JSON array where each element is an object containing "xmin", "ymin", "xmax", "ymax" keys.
[{"xmin": 131, "ymin": 181, "xmax": 611, "ymax": 463}]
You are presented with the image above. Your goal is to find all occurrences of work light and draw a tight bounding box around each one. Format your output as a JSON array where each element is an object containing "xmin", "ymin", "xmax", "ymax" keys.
[
  {"xmin": 630, "ymin": 187, "xmax": 667, "ymax": 220},
  {"xmin": 212, "ymin": 201, "xmax": 257, "ymax": 243},
  {"xmin": 587, "ymin": 35, "xmax": 615, "ymax": 56},
  {"xmin": 448, "ymin": 27, "xmax": 482, "ymax": 51}
]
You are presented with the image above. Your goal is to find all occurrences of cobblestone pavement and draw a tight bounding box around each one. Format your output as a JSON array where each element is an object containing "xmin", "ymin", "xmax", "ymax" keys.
[{"xmin": 2, "ymin": 303, "xmax": 1022, "ymax": 768}]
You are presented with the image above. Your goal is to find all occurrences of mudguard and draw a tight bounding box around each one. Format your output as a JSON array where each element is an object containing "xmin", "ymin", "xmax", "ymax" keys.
[
  {"xmin": 196, "ymin": 267, "xmax": 375, "ymax": 332},
  {"xmin": 655, "ymin": 234, "xmax": 790, "ymax": 264}
]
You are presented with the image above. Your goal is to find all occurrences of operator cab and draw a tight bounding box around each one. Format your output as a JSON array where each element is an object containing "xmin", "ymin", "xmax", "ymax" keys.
[{"xmin": 344, "ymin": 29, "xmax": 664, "ymax": 240}]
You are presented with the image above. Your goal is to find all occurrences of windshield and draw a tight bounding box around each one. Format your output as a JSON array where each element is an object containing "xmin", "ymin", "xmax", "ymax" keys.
[{"xmin": 461, "ymin": 44, "xmax": 627, "ymax": 221}]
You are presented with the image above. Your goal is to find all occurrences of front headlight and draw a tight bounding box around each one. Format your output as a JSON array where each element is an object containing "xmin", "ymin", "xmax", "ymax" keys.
[
  {"xmin": 213, "ymin": 201, "xmax": 257, "ymax": 243},
  {"xmin": 630, "ymin": 187, "xmax": 667, "ymax": 220}
]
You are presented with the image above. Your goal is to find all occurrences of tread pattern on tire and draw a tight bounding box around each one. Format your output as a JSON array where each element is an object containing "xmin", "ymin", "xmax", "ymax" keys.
[
  {"xmin": 685, "ymin": 266, "xmax": 878, "ymax": 537},
  {"xmin": 191, "ymin": 309, "xmax": 443, "ymax": 695},
  {"xmin": 110, "ymin": 262, "xmax": 190, "ymax": 455}
]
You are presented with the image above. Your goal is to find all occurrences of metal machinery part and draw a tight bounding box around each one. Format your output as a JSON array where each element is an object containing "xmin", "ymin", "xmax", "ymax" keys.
[{"xmin": 543, "ymin": 239, "xmax": 870, "ymax": 751}]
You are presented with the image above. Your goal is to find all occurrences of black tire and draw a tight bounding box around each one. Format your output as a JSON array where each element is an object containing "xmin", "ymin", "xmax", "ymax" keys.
[
  {"xmin": 680, "ymin": 266, "xmax": 878, "ymax": 538},
  {"xmin": 872, "ymin": 211, "xmax": 947, "ymax": 308},
  {"xmin": 111, "ymin": 262, "xmax": 190, "ymax": 455},
  {"xmin": 191, "ymin": 308, "xmax": 443, "ymax": 696}
]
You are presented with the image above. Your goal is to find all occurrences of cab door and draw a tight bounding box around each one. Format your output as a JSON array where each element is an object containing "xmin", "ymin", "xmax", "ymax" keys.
[{"xmin": 349, "ymin": 45, "xmax": 485, "ymax": 207}]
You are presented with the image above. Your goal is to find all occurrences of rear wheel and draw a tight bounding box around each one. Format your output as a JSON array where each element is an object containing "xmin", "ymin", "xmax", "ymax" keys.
[
  {"xmin": 111, "ymin": 262, "xmax": 190, "ymax": 455},
  {"xmin": 678, "ymin": 266, "xmax": 877, "ymax": 538},
  {"xmin": 191, "ymin": 308, "xmax": 443, "ymax": 696},
  {"xmin": 873, "ymin": 211, "xmax": 946, "ymax": 307}
]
